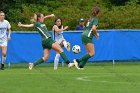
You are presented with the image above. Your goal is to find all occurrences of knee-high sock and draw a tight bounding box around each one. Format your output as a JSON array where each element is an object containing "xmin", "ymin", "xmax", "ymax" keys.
[
  {"xmin": 60, "ymin": 52, "xmax": 69, "ymax": 64},
  {"xmin": 54, "ymin": 54, "xmax": 60, "ymax": 69},
  {"xmin": 79, "ymin": 60, "xmax": 88, "ymax": 68},
  {"xmin": 2, "ymin": 56, "xmax": 6, "ymax": 64},
  {"xmin": 34, "ymin": 58, "xmax": 44, "ymax": 66},
  {"xmin": 77, "ymin": 54, "xmax": 92, "ymax": 68}
]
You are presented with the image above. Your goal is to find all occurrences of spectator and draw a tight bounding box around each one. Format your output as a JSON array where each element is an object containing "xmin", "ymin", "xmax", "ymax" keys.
[{"xmin": 76, "ymin": 18, "xmax": 85, "ymax": 30}]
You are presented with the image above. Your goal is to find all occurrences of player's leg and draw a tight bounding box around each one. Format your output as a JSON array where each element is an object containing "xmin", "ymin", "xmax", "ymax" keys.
[
  {"xmin": 29, "ymin": 49, "xmax": 50, "ymax": 70},
  {"xmin": 54, "ymin": 51, "xmax": 60, "ymax": 70},
  {"xmin": 62, "ymin": 40, "xmax": 70, "ymax": 52},
  {"xmin": 78, "ymin": 43, "xmax": 95, "ymax": 68},
  {"xmin": 1, "ymin": 46, "xmax": 7, "ymax": 70},
  {"xmin": 52, "ymin": 42, "xmax": 70, "ymax": 64},
  {"xmin": 74, "ymin": 35, "xmax": 94, "ymax": 69}
]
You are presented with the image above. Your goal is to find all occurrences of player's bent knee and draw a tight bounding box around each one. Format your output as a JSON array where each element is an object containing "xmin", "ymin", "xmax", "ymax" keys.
[
  {"xmin": 2, "ymin": 52, "xmax": 7, "ymax": 57},
  {"xmin": 57, "ymin": 48, "xmax": 63, "ymax": 53},
  {"xmin": 89, "ymin": 52, "xmax": 94, "ymax": 56}
]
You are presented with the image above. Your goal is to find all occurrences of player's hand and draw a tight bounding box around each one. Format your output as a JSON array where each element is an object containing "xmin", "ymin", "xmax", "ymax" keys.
[
  {"xmin": 95, "ymin": 33, "xmax": 99, "ymax": 40},
  {"xmin": 50, "ymin": 14, "xmax": 55, "ymax": 17},
  {"xmin": 18, "ymin": 22, "xmax": 22, "ymax": 27},
  {"xmin": 64, "ymin": 26, "xmax": 69, "ymax": 30},
  {"xmin": 8, "ymin": 36, "xmax": 11, "ymax": 41}
]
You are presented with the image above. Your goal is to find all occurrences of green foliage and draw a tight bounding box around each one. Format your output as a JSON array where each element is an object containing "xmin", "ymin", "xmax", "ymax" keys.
[{"xmin": 0, "ymin": 0, "xmax": 140, "ymax": 31}]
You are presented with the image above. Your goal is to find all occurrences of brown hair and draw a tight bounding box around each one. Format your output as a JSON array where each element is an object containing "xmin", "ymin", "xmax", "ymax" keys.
[
  {"xmin": 36, "ymin": 13, "xmax": 43, "ymax": 21},
  {"xmin": 0, "ymin": 11, "xmax": 4, "ymax": 14},
  {"xmin": 55, "ymin": 17, "xmax": 63, "ymax": 29},
  {"xmin": 91, "ymin": 6, "xmax": 100, "ymax": 17}
]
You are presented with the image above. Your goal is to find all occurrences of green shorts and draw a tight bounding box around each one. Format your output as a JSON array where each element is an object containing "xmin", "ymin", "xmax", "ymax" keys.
[
  {"xmin": 82, "ymin": 35, "xmax": 93, "ymax": 45},
  {"xmin": 42, "ymin": 38, "xmax": 55, "ymax": 49}
]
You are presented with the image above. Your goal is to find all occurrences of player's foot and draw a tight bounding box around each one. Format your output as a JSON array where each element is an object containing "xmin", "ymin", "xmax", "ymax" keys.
[
  {"xmin": 79, "ymin": 68, "xmax": 84, "ymax": 70},
  {"xmin": 1, "ymin": 64, "xmax": 4, "ymax": 70},
  {"xmin": 68, "ymin": 63, "xmax": 75, "ymax": 68},
  {"xmin": 54, "ymin": 67, "xmax": 58, "ymax": 70},
  {"xmin": 29, "ymin": 63, "xmax": 34, "ymax": 70},
  {"xmin": 67, "ymin": 42, "xmax": 70, "ymax": 52},
  {"xmin": 73, "ymin": 59, "xmax": 80, "ymax": 70}
]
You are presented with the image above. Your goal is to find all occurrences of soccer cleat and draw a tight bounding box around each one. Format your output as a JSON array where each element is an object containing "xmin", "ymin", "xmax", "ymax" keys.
[
  {"xmin": 54, "ymin": 67, "xmax": 58, "ymax": 70},
  {"xmin": 1, "ymin": 64, "xmax": 4, "ymax": 70},
  {"xmin": 73, "ymin": 59, "xmax": 80, "ymax": 70},
  {"xmin": 80, "ymin": 68, "xmax": 84, "ymax": 70},
  {"xmin": 67, "ymin": 42, "xmax": 70, "ymax": 52},
  {"xmin": 29, "ymin": 63, "xmax": 34, "ymax": 70},
  {"xmin": 68, "ymin": 63, "xmax": 75, "ymax": 68}
]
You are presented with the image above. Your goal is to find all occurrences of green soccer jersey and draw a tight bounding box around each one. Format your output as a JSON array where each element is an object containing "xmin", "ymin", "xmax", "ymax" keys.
[
  {"xmin": 34, "ymin": 22, "xmax": 51, "ymax": 39},
  {"xmin": 82, "ymin": 17, "xmax": 99, "ymax": 39}
]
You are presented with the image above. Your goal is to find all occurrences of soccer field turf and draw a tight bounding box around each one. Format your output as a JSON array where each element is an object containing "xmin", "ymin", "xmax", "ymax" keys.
[{"xmin": 0, "ymin": 63, "xmax": 140, "ymax": 93}]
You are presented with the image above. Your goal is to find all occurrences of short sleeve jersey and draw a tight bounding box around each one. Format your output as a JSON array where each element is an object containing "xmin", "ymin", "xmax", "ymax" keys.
[
  {"xmin": 82, "ymin": 17, "xmax": 98, "ymax": 39},
  {"xmin": 0, "ymin": 20, "xmax": 11, "ymax": 38},
  {"xmin": 34, "ymin": 22, "xmax": 51, "ymax": 39}
]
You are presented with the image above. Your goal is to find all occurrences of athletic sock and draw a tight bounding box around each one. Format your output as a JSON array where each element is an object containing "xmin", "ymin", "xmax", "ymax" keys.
[
  {"xmin": 60, "ymin": 52, "xmax": 69, "ymax": 64},
  {"xmin": 79, "ymin": 60, "xmax": 88, "ymax": 68},
  {"xmin": 54, "ymin": 54, "xmax": 60, "ymax": 69},
  {"xmin": 34, "ymin": 58, "xmax": 44, "ymax": 66},
  {"xmin": 2, "ymin": 56, "xmax": 6, "ymax": 64},
  {"xmin": 77, "ymin": 54, "xmax": 92, "ymax": 63},
  {"xmin": 1, "ymin": 63, "xmax": 4, "ymax": 70}
]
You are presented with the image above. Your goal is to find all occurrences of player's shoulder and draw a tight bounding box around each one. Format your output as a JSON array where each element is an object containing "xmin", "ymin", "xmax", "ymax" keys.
[
  {"xmin": 34, "ymin": 22, "xmax": 40, "ymax": 27},
  {"xmin": 3, "ymin": 20, "xmax": 10, "ymax": 24},
  {"xmin": 53, "ymin": 25, "xmax": 58, "ymax": 28},
  {"xmin": 93, "ymin": 17, "xmax": 98, "ymax": 22}
]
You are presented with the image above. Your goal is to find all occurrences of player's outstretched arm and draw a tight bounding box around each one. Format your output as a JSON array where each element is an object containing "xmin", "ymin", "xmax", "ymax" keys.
[
  {"xmin": 92, "ymin": 25, "xmax": 99, "ymax": 40},
  {"xmin": 63, "ymin": 26, "xmax": 69, "ymax": 31},
  {"xmin": 18, "ymin": 22, "xmax": 34, "ymax": 28},
  {"xmin": 44, "ymin": 14, "xmax": 55, "ymax": 19}
]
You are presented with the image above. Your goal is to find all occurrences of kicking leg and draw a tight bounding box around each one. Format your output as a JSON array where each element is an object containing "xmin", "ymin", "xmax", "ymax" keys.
[
  {"xmin": 52, "ymin": 42, "xmax": 71, "ymax": 65},
  {"xmin": 74, "ymin": 43, "xmax": 95, "ymax": 69},
  {"xmin": 63, "ymin": 40, "xmax": 70, "ymax": 52}
]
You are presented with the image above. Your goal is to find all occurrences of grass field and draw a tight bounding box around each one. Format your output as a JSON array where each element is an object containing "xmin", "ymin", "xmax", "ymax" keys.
[{"xmin": 0, "ymin": 63, "xmax": 140, "ymax": 93}]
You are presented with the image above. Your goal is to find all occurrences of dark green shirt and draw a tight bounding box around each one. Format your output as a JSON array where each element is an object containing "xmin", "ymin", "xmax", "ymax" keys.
[
  {"xmin": 34, "ymin": 22, "xmax": 51, "ymax": 39},
  {"xmin": 82, "ymin": 17, "xmax": 99, "ymax": 39}
]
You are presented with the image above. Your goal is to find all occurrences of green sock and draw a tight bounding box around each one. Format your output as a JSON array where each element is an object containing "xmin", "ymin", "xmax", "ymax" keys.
[
  {"xmin": 77, "ymin": 54, "xmax": 91, "ymax": 63},
  {"xmin": 60, "ymin": 52, "xmax": 69, "ymax": 63},
  {"xmin": 34, "ymin": 58, "xmax": 44, "ymax": 66},
  {"xmin": 79, "ymin": 60, "xmax": 88, "ymax": 68}
]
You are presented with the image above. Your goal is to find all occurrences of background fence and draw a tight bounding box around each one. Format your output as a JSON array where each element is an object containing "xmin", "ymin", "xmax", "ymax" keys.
[{"xmin": 2, "ymin": 29, "xmax": 140, "ymax": 63}]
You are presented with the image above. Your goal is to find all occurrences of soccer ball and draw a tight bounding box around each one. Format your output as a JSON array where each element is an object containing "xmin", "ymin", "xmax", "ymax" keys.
[{"xmin": 72, "ymin": 45, "xmax": 81, "ymax": 54}]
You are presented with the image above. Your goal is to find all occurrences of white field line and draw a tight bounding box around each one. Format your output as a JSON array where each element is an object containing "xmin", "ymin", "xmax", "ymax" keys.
[{"xmin": 76, "ymin": 75, "xmax": 140, "ymax": 84}]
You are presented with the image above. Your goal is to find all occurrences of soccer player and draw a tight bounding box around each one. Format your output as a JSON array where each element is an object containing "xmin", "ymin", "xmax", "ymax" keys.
[
  {"xmin": 52, "ymin": 17, "xmax": 70, "ymax": 70},
  {"xmin": 0, "ymin": 11, "xmax": 11, "ymax": 70},
  {"xmin": 73, "ymin": 6, "xmax": 100, "ymax": 70},
  {"xmin": 18, "ymin": 13, "xmax": 73, "ymax": 70}
]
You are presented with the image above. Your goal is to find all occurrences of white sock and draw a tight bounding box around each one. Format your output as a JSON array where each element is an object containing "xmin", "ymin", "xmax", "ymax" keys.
[
  {"xmin": 63, "ymin": 40, "xmax": 68, "ymax": 49},
  {"xmin": 54, "ymin": 54, "xmax": 60, "ymax": 70},
  {"xmin": 2, "ymin": 56, "xmax": 6, "ymax": 64}
]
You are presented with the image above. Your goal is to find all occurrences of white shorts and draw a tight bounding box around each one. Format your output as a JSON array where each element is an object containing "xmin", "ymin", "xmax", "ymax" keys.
[{"xmin": 0, "ymin": 36, "xmax": 7, "ymax": 46}]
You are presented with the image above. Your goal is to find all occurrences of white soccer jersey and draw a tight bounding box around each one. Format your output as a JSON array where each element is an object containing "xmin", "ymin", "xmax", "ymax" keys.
[
  {"xmin": 52, "ymin": 25, "xmax": 65, "ymax": 44},
  {"xmin": 0, "ymin": 20, "xmax": 11, "ymax": 38}
]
